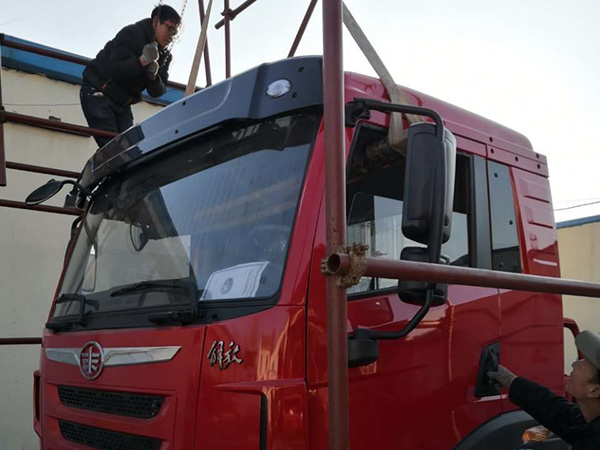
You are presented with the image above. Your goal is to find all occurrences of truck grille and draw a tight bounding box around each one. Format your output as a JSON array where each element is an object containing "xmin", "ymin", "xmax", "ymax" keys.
[
  {"xmin": 59, "ymin": 420, "xmax": 161, "ymax": 450},
  {"xmin": 58, "ymin": 386, "xmax": 163, "ymax": 419}
]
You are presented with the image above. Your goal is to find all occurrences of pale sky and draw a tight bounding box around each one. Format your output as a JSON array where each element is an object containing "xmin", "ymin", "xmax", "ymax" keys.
[{"xmin": 2, "ymin": 0, "xmax": 600, "ymax": 222}]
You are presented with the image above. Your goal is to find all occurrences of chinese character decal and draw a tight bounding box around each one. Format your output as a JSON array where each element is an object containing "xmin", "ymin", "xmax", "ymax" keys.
[{"xmin": 207, "ymin": 340, "xmax": 244, "ymax": 370}]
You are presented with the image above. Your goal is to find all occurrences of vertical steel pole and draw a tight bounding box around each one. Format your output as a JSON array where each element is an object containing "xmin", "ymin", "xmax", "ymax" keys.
[
  {"xmin": 0, "ymin": 42, "xmax": 7, "ymax": 187},
  {"xmin": 224, "ymin": 0, "xmax": 231, "ymax": 78},
  {"xmin": 198, "ymin": 0, "xmax": 213, "ymax": 86},
  {"xmin": 322, "ymin": 0, "xmax": 348, "ymax": 448}
]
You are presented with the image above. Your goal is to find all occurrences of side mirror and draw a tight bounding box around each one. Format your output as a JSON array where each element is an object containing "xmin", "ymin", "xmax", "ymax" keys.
[
  {"xmin": 398, "ymin": 247, "xmax": 449, "ymax": 306},
  {"xmin": 401, "ymin": 122, "xmax": 457, "ymax": 246},
  {"xmin": 25, "ymin": 179, "xmax": 91, "ymax": 206},
  {"xmin": 25, "ymin": 179, "xmax": 64, "ymax": 205}
]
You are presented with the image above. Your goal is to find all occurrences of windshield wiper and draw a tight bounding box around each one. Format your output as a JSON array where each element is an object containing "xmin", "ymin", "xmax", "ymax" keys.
[
  {"xmin": 110, "ymin": 278, "xmax": 200, "ymax": 324},
  {"xmin": 46, "ymin": 294, "xmax": 100, "ymax": 331}
]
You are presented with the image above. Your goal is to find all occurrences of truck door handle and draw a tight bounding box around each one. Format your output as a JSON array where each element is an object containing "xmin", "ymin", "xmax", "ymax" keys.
[{"xmin": 475, "ymin": 342, "xmax": 500, "ymax": 398}]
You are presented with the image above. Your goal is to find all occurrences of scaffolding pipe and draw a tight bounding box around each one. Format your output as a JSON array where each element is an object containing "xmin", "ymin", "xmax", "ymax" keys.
[
  {"xmin": 324, "ymin": 254, "xmax": 600, "ymax": 298},
  {"xmin": 214, "ymin": 0, "xmax": 258, "ymax": 29},
  {"xmin": 6, "ymin": 161, "xmax": 79, "ymax": 179},
  {"xmin": 322, "ymin": 0, "xmax": 349, "ymax": 448},
  {"xmin": 2, "ymin": 111, "xmax": 116, "ymax": 139},
  {"xmin": 0, "ymin": 199, "xmax": 80, "ymax": 216},
  {"xmin": 0, "ymin": 44, "xmax": 6, "ymax": 186},
  {"xmin": 224, "ymin": 0, "xmax": 232, "ymax": 78},
  {"xmin": 0, "ymin": 337, "xmax": 42, "ymax": 345},
  {"xmin": 288, "ymin": 0, "xmax": 319, "ymax": 57}
]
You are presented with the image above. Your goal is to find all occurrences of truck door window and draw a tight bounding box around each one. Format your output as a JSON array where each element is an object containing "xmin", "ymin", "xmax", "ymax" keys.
[
  {"xmin": 488, "ymin": 161, "xmax": 522, "ymax": 273},
  {"xmin": 346, "ymin": 125, "xmax": 471, "ymax": 295}
]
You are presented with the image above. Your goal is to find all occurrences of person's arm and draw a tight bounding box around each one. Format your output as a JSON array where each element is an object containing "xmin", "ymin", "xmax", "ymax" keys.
[
  {"xmin": 509, "ymin": 377, "xmax": 584, "ymax": 441},
  {"xmin": 105, "ymin": 26, "xmax": 147, "ymax": 80},
  {"xmin": 146, "ymin": 53, "xmax": 171, "ymax": 98}
]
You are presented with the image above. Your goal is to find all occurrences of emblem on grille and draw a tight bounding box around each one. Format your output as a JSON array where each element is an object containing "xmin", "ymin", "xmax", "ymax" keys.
[
  {"xmin": 79, "ymin": 341, "xmax": 104, "ymax": 380},
  {"xmin": 207, "ymin": 340, "xmax": 243, "ymax": 370}
]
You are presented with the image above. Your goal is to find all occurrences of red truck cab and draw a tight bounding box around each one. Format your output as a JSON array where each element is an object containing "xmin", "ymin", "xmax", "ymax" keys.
[{"xmin": 33, "ymin": 56, "xmax": 565, "ymax": 449}]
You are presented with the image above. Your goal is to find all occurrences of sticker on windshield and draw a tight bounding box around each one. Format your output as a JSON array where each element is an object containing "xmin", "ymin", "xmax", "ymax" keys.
[{"xmin": 201, "ymin": 261, "xmax": 269, "ymax": 300}]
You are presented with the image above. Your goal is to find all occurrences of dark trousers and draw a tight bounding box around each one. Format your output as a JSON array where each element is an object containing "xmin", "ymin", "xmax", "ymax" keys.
[{"xmin": 80, "ymin": 84, "xmax": 133, "ymax": 148}]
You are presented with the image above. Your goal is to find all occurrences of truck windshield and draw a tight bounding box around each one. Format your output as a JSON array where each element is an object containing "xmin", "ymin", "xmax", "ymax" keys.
[{"xmin": 52, "ymin": 110, "xmax": 321, "ymax": 320}]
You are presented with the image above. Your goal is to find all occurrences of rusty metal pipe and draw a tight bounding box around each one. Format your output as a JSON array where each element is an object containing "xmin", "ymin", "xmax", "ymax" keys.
[
  {"xmin": 0, "ymin": 199, "xmax": 80, "ymax": 216},
  {"xmin": 0, "ymin": 337, "xmax": 42, "ymax": 345},
  {"xmin": 322, "ymin": 0, "xmax": 349, "ymax": 448},
  {"xmin": 3, "ymin": 111, "xmax": 116, "ymax": 138},
  {"xmin": 6, "ymin": 161, "xmax": 79, "ymax": 178},
  {"xmin": 0, "ymin": 44, "xmax": 6, "ymax": 186},
  {"xmin": 0, "ymin": 122, "xmax": 5, "ymax": 187},
  {"xmin": 289, "ymin": 0, "xmax": 319, "ymax": 57},
  {"xmin": 214, "ymin": 0, "xmax": 258, "ymax": 29},
  {"xmin": 224, "ymin": 0, "xmax": 232, "ymax": 78},
  {"xmin": 325, "ymin": 254, "xmax": 600, "ymax": 298}
]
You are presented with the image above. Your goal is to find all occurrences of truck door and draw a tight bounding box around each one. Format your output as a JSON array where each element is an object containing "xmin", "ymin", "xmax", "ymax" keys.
[
  {"xmin": 306, "ymin": 126, "xmax": 502, "ymax": 450},
  {"xmin": 491, "ymin": 158, "xmax": 564, "ymax": 411}
]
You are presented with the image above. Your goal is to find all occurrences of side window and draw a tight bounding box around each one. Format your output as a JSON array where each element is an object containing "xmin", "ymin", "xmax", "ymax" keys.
[
  {"xmin": 346, "ymin": 125, "xmax": 471, "ymax": 295},
  {"xmin": 488, "ymin": 161, "xmax": 522, "ymax": 273}
]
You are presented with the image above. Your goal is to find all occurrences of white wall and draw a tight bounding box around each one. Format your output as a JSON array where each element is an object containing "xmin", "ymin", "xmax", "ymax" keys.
[
  {"xmin": 558, "ymin": 221, "xmax": 600, "ymax": 374},
  {"xmin": 0, "ymin": 67, "xmax": 163, "ymax": 449}
]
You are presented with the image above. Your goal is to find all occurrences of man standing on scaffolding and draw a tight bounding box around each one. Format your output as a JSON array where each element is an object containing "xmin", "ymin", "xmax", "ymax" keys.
[{"xmin": 80, "ymin": 4, "xmax": 181, "ymax": 149}]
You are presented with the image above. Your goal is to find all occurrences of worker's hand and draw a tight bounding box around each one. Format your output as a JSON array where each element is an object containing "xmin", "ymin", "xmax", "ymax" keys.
[
  {"xmin": 147, "ymin": 61, "xmax": 159, "ymax": 79},
  {"xmin": 140, "ymin": 42, "xmax": 159, "ymax": 66},
  {"xmin": 487, "ymin": 365, "xmax": 517, "ymax": 390}
]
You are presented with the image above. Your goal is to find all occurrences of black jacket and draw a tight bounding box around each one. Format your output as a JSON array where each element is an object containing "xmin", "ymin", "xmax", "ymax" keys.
[
  {"xmin": 510, "ymin": 377, "xmax": 600, "ymax": 450},
  {"xmin": 84, "ymin": 18, "xmax": 171, "ymax": 107}
]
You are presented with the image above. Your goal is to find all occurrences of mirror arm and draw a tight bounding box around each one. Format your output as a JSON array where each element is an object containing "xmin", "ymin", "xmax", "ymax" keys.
[
  {"xmin": 347, "ymin": 98, "xmax": 444, "ymax": 139},
  {"xmin": 61, "ymin": 179, "xmax": 93, "ymax": 198}
]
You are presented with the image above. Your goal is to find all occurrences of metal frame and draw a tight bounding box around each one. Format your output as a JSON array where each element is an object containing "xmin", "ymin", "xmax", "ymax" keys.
[{"xmin": 0, "ymin": 36, "xmax": 115, "ymax": 214}]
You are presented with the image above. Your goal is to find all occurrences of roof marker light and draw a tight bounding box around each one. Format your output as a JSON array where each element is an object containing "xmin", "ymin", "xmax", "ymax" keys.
[{"xmin": 267, "ymin": 79, "xmax": 292, "ymax": 98}]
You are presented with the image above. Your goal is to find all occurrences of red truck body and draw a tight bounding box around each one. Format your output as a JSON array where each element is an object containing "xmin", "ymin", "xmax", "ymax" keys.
[{"xmin": 34, "ymin": 58, "xmax": 564, "ymax": 449}]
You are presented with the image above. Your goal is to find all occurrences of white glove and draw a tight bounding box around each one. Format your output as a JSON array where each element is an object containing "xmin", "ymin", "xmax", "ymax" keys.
[
  {"xmin": 141, "ymin": 42, "xmax": 159, "ymax": 65},
  {"xmin": 487, "ymin": 365, "xmax": 517, "ymax": 389}
]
